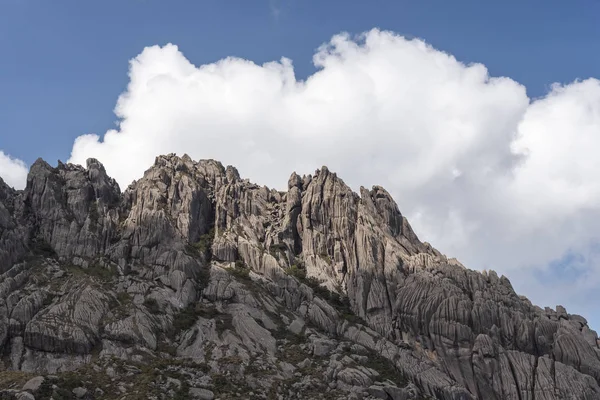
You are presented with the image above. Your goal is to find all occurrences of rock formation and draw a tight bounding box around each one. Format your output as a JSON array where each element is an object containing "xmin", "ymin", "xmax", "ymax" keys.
[{"xmin": 0, "ymin": 153, "xmax": 598, "ymax": 400}]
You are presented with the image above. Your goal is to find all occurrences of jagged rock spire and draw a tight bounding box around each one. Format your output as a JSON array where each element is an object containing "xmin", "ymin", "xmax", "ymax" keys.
[{"xmin": 0, "ymin": 154, "xmax": 598, "ymax": 399}]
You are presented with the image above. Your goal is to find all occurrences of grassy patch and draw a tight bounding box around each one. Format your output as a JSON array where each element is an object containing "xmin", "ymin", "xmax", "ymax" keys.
[
  {"xmin": 0, "ymin": 370, "xmax": 33, "ymax": 390},
  {"xmin": 285, "ymin": 264, "xmax": 306, "ymax": 280},
  {"xmin": 64, "ymin": 262, "xmax": 117, "ymax": 283},
  {"xmin": 272, "ymin": 326, "xmax": 305, "ymax": 344},
  {"xmin": 226, "ymin": 259, "xmax": 251, "ymax": 281},
  {"xmin": 86, "ymin": 263, "xmax": 117, "ymax": 281},
  {"xmin": 362, "ymin": 351, "xmax": 408, "ymax": 388},
  {"xmin": 168, "ymin": 303, "xmax": 233, "ymax": 338},
  {"xmin": 30, "ymin": 356, "xmax": 213, "ymax": 400},
  {"xmin": 36, "ymin": 368, "xmax": 101, "ymax": 400},
  {"xmin": 210, "ymin": 371, "xmax": 257, "ymax": 398}
]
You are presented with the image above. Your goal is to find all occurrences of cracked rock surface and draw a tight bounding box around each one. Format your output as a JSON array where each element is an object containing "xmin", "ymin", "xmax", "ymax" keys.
[{"xmin": 0, "ymin": 154, "xmax": 599, "ymax": 399}]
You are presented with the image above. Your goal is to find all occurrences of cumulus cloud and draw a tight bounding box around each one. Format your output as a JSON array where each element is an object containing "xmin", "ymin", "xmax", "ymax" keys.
[
  {"xmin": 67, "ymin": 29, "xmax": 600, "ymax": 326},
  {"xmin": 0, "ymin": 151, "xmax": 28, "ymax": 190}
]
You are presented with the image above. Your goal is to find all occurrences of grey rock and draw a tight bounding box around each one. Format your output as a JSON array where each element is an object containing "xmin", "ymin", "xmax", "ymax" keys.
[
  {"xmin": 382, "ymin": 384, "xmax": 410, "ymax": 400},
  {"xmin": 297, "ymin": 358, "xmax": 312, "ymax": 369},
  {"xmin": 337, "ymin": 367, "xmax": 374, "ymax": 387},
  {"xmin": 311, "ymin": 337, "xmax": 337, "ymax": 357},
  {"xmin": 0, "ymin": 154, "xmax": 597, "ymax": 400},
  {"xmin": 10, "ymin": 336, "xmax": 24, "ymax": 370},
  {"xmin": 368, "ymin": 385, "xmax": 389, "ymax": 399},
  {"xmin": 72, "ymin": 387, "xmax": 87, "ymax": 398},
  {"xmin": 190, "ymin": 388, "xmax": 215, "ymax": 399},
  {"xmin": 289, "ymin": 318, "xmax": 305, "ymax": 335},
  {"xmin": 22, "ymin": 376, "xmax": 44, "ymax": 393}
]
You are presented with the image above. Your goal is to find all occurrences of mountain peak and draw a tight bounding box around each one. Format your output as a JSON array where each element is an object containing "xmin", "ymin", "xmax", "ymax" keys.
[{"xmin": 0, "ymin": 154, "xmax": 598, "ymax": 399}]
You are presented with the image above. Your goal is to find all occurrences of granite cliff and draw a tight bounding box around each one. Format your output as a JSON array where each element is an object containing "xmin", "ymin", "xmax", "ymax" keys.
[{"xmin": 0, "ymin": 154, "xmax": 599, "ymax": 399}]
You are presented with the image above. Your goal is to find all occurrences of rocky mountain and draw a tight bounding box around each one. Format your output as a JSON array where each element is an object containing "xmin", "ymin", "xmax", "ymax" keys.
[{"xmin": 0, "ymin": 153, "xmax": 599, "ymax": 400}]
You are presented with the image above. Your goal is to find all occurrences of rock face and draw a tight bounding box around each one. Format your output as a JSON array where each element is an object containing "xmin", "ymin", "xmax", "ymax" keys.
[{"xmin": 0, "ymin": 154, "xmax": 599, "ymax": 400}]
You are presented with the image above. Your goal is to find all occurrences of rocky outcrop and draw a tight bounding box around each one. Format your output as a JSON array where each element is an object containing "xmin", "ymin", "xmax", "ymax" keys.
[
  {"xmin": 0, "ymin": 177, "xmax": 28, "ymax": 273},
  {"xmin": 21, "ymin": 158, "xmax": 120, "ymax": 261},
  {"xmin": 0, "ymin": 153, "xmax": 598, "ymax": 400}
]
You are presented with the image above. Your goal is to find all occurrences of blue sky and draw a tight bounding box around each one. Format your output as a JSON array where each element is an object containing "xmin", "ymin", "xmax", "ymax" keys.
[
  {"xmin": 2, "ymin": 0, "xmax": 599, "ymax": 165},
  {"xmin": 1, "ymin": 1, "xmax": 600, "ymax": 328}
]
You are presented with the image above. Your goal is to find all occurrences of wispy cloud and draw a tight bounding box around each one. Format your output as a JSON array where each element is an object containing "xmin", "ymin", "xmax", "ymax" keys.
[
  {"xmin": 269, "ymin": 0, "xmax": 281, "ymax": 19},
  {"xmin": 0, "ymin": 151, "xmax": 28, "ymax": 190}
]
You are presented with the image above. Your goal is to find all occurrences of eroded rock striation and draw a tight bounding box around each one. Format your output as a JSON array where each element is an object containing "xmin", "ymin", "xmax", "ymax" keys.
[{"xmin": 0, "ymin": 154, "xmax": 598, "ymax": 400}]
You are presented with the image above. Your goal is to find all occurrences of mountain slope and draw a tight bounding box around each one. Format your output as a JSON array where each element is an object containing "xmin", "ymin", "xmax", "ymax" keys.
[{"xmin": 0, "ymin": 154, "xmax": 599, "ymax": 400}]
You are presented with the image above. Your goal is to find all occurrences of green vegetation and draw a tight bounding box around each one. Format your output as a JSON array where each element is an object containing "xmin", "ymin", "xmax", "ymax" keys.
[
  {"xmin": 209, "ymin": 369, "xmax": 259, "ymax": 399},
  {"xmin": 65, "ymin": 262, "xmax": 117, "ymax": 282},
  {"xmin": 143, "ymin": 298, "xmax": 161, "ymax": 314},
  {"xmin": 117, "ymin": 291, "xmax": 132, "ymax": 304},
  {"xmin": 319, "ymin": 252, "xmax": 332, "ymax": 264},
  {"xmin": 226, "ymin": 259, "xmax": 251, "ymax": 281},
  {"xmin": 31, "ymin": 238, "xmax": 56, "ymax": 258},
  {"xmin": 195, "ymin": 264, "xmax": 212, "ymax": 290},
  {"xmin": 0, "ymin": 370, "xmax": 33, "ymax": 390},
  {"xmin": 30, "ymin": 356, "xmax": 213, "ymax": 400},
  {"xmin": 285, "ymin": 262, "xmax": 364, "ymax": 325},
  {"xmin": 215, "ymin": 313, "xmax": 234, "ymax": 334},
  {"xmin": 36, "ymin": 370, "xmax": 91, "ymax": 399},
  {"xmin": 173, "ymin": 380, "xmax": 191, "ymax": 400},
  {"xmin": 211, "ymin": 374, "xmax": 232, "ymax": 393},
  {"xmin": 272, "ymin": 326, "xmax": 305, "ymax": 345},
  {"xmin": 89, "ymin": 201, "xmax": 99, "ymax": 225},
  {"xmin": 186, "ymin": 228, "xmax": 215, "ymax": 258},
  {"xmin": 108, "ymin": 233, "xmax": 121, "ymax": 245},
  {"xmin": 336, "ymin": 345, "xmax": 408, "ymax": 389},
  {"xmin": 168, "ymin": 303, "xmax": 233, "ymax": 339},
  {"xmin": 86, "ymin": 263, "xmax": 117, "ymax": 281},
  {"xmin": 363, "ymin": 351, "xmax": 408, "ymax": 388},
  {"xmin": 105, "ymin": 291, "xmax": 132, "ymax": 323},
  {"xmin": 170, "ymin": 306, "xmax": 200, "ymax": 336},
  {"xmin": 43, "ymin": 292, "xmax": 55, "ymax": 307},
  {"xmin": 285, "ymin": 264, "xmax": 306, "ymax": 280},
  {"xmin": 155, "ymin": 341, "xmax": 177, "ymax": 356},
  {"xmin": 269, "ymin": 242, "xmax": 288, "ymax": 259}
]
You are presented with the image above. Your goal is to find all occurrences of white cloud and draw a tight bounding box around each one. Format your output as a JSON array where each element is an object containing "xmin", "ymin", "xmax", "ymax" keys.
[
  {"xmin": 67, "ymin": 29, "xmax": 600, "ymax": 326},
  {"xmin": 0, "ymin": 151, "xmax": 28, "ymax": 190}
]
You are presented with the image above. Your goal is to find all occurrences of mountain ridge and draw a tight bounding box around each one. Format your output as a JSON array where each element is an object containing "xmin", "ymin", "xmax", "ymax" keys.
[{"xmin": 0, "ymin": 153, "xmax": 598, "ymax": 400}]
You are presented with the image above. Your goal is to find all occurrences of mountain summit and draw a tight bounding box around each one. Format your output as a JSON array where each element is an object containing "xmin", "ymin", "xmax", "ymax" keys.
[{"xmin": 0, "ymin": 154, "xmax": 598, "ymax": 399}]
